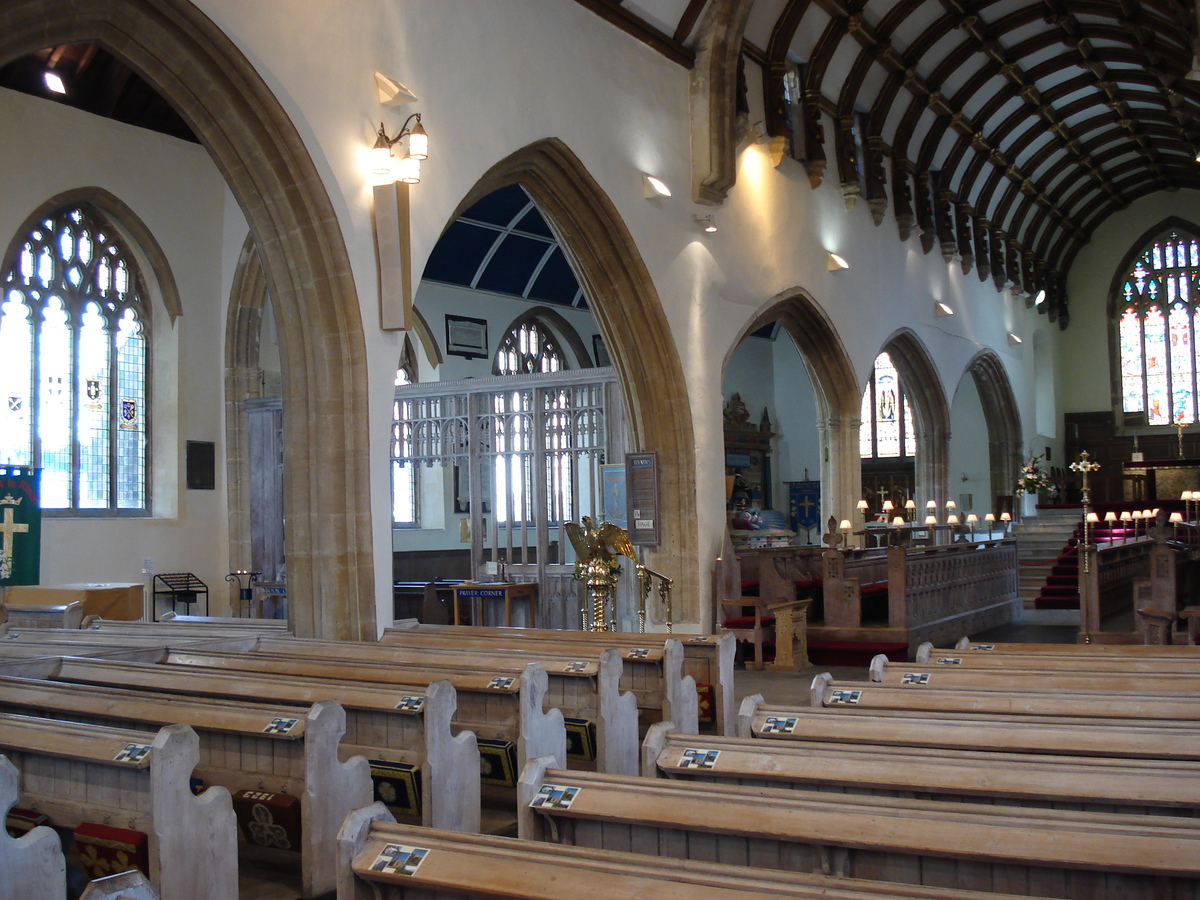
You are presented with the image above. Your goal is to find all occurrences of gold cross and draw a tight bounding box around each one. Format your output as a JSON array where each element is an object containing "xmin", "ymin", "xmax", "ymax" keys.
[{"xmin": 0, "ymin": 506, "xmax": 29, "ymax": 566}]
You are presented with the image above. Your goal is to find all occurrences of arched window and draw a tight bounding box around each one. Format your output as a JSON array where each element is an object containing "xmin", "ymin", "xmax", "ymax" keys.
[
  {"xmin": 0, "ymin": 205, "xmax": 148, "ymax": 511},
  {"xmin": 1116, "ymin": 228, "xmax": 1200, "ymax": 425},
  {"xmin": 860, "ymin": 351, "xmax": 916, "ymax": 459},
  {"xmin": 495, "ymin": 318, "xmax": 564, "ymax": 375}
]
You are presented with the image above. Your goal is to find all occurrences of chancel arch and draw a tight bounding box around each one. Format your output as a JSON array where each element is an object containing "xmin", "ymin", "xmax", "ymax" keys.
[
  {"xmin": 726, "ymin": 288, "xmax": 862, "ymax": 536},
  {"xmin": 1, "ymin": 0, "xmax": 374, "ymax": 638}
]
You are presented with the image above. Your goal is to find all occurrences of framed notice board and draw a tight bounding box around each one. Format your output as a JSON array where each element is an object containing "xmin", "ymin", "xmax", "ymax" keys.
[{"xmin": 625, "ymin": 451, "xmax": 659, "ymax": 545}]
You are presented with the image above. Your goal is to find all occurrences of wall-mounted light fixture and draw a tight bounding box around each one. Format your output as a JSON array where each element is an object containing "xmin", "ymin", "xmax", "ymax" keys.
[
  {"xmin": 643, "ymin": 174, "xmax": 672, "ymax": 198},
  {"xmin": 1007, "ymin": 332, "xmax": 1023, "ymax": 345},
  {"xmin": 371, "ymin": 113, "xmax": 428, "ymax": 184},
  {"xmin": 934, "ymin": 301, "xmax": 954, "ymax": 316},
  {"xmin": 694, "ymin": 214, "xmax": 717, "ymax": 233},
  {"xmin": 826, "ymin": 251, "xmax": 849, "ymax": 271}
]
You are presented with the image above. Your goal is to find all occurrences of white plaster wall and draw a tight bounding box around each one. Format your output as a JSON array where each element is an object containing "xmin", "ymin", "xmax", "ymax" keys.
[
  {"xmin": 186, "ymin": 1, "xmax": 1055, "ymax": 626},
  {"xmin": 0, "ymin": 86, "xmax": 230, "ymax": 605},
  {"xmin": 948, "ymin": 374, "xmax": 991, "ymax": 518},
  {"xmin": 1062, "ymin": 190, "xmax": 1200, "ymax": 416}
]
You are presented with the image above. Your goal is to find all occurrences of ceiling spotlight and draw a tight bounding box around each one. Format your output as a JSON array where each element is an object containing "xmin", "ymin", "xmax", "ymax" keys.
[
  {"xmin": 935, "ymin": 302, "xmax": 954, "ymax": 317},
  {"xmin": 1033, "ymin": 289, "xmax": 1047, "ymax": 306},
  {"xmin": 43, "ymin": 71, "xmax": 66, "ymax": 95},
  {"xmin": 1007, "ymin": 332, "xmax": 1023, "ymax": 345},
  {"xmin": 694, "ymin": 214, "xmax": 717, "ymax": 233},
  {"xmin": 643, "ymin": 174, "xmax": 672, "ymax": 199},
  {"xmin": 826, "ymin": 251, "xmax": 849, "ymax": 271}
]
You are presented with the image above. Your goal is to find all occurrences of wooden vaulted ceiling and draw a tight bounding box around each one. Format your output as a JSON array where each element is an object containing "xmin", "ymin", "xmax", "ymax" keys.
[{"xmin": 578, "ymin": 0, "xmax": 1200, "ymax": 327}]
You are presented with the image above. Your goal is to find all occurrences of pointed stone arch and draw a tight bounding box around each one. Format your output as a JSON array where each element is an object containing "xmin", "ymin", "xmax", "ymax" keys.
[
  {"xmin": 449, "ymin": 139, "xmax": 699, "ymax": 622},
  {"xmin": 735, "ymin": 288, "xmax": 863, "ymax": 529},
  {"xmin": 961, "ymin": 349, "xmax": 1022, "ymax": 514},
  {"xmin": 2, "ymin": 0, "xmax": 374, "ymax": 638},
  {"xmin": 878, "ymin": 329, "xmax": 951, "ymax": 510}
]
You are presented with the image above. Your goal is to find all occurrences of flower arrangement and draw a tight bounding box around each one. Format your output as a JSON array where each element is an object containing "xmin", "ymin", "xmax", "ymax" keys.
[{"xmin": 1015, "ymin": 454, "xmax": 1057, "ymax": 497}]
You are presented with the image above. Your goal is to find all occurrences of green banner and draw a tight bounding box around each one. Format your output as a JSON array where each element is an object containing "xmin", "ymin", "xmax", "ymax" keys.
[{"xmin": 0, "ymin": 466, "xmax": 40, "ymax": 587}]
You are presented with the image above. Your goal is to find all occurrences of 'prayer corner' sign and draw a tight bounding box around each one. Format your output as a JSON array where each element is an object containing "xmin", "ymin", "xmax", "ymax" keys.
[{"xmin": 0, "ymin": 465, "xmax": 40, "ymax": 587}]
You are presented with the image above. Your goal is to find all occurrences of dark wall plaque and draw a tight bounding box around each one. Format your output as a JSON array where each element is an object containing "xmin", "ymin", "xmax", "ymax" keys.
[{"xmin": 626, "ymin": 451, "xmax": 659, "ymax": 545}]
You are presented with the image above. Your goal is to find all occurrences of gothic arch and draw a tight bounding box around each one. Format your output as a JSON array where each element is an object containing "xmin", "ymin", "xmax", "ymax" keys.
[
  {"xmin": 962, "ymin": 350, "xmax": 1022, "ymax": 513},
  {"xmin": 2, "ymin": 0, "xmax": 374, "ymax": 639},
  {"xmin": 878, "ymin": 330, "xmax": 952, "ymax": 510},
  {"xmin": 449, "ymin": 138, "xmax": 699, "ymax": 623},
  {"xmin": 491, "ymin": 305, "xmax": 595, "ymax": 374},
  {"xmin": 1, "ymin": 186, "xmax": 181, "ymax": 325},
  {"xmin": 735, "ymin": 288, "xmax": 863, "ymax": 529}
]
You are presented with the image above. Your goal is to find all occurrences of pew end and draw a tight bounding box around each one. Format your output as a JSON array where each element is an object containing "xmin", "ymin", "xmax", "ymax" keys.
[
  {"xmin": 80, "ymin": 871, "xmax": 159, "ymax": 900},
  {"xmin": 736, "ymin": 692, "xmax": 764, "ymax": 738},
  {"xmin": 0, "ymin": 753, "xmax": 65, "ymax": 900}
]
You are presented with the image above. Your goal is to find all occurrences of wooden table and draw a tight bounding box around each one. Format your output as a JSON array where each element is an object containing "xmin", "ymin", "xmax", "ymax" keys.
[{"xmin": 452, "ymin": 581, "xmax": 537, "ymax": 627}]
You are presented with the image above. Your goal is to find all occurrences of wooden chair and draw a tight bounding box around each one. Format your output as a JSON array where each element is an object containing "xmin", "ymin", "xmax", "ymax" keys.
[{"xmin": 713, "ymin": 529, "xmax": 774, "ymax": 670}]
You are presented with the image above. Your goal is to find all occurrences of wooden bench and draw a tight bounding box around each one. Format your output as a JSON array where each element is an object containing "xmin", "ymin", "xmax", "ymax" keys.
[
  {"xmin": 915, "ymin": 641, "xmax": 1200, "ymax": 672},
  {"xmin": 810, "ymin": 672, "xmax": 1200, "ymax": 720},
  {"xmin": 0, "ymin": 713, "xmax": 237, "ymax": 900},
  {"xmin": 870, "ymin": 653, "xmax": 1200, "ymax": 692},
  {"xmin": 1, "ymin": 654, "xmax": 480, "ymax": 832},
  {"xmin": 1, "ymin": 600, "xmax": 84, "ymax": 630},
  {"xmin": 336, "ymin": 810, "xmax": 1048, "ymax": 900},
  {"xmin": 954, "ymin": 638, "xmax": 1200, "ymax": 656},
  {"xmin": 642, "ymin": 727, "xmax": 1200, "ymax": 816},
  {"xmin": 118, "ymin": 647, "xmax": 581, "ymax": 790},
  {"xmin": 0, "ymin": 753, "xmax": 64, "ymax": 900},
  {"xmin": 739, "ymin": 696, "xmax": 1200, "ymax": 760},
  {"xmin": 89, "ymin": 613, "xmax": 291, "ymax": 632},
  {"xmin": 381, "ymin": 628, "xmax": 710, "ymax": 734},
  {"xmin": 516, "ymin": 759, "xmax": 1200, "ymax": 898},
  {"xmin": 0, "ymin": 675, "xmax": 368, "ymax": 898}
]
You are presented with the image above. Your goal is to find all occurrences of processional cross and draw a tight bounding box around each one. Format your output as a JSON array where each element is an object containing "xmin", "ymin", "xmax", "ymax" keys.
[{"xmin": 1069, "ymin": 451, "xmax": 1101, "ymax": 573}]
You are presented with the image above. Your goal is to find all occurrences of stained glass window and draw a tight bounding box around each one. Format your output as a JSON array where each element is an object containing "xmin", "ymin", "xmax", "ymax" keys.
[
  {"xmin": 1118, "ymin": 229, "xmax": 1200, "ymax": 425},
  {"xmin": 860, "ymin": 352, "xmax": 915, "ymax": 460},
  {"xmin": 0, "ymin": 205, "xmax": 149, "ymax": 511}
]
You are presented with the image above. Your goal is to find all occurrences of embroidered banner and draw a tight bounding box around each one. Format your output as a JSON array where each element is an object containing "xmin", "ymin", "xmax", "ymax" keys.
[{"xmin": 0, "ymin": 465, "xmax": 40, "ymax": 587}]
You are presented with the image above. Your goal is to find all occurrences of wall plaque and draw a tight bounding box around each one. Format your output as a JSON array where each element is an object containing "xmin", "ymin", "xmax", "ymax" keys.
[{"xmin": 626, "ymin": 451, "xmax": 659, "ymax": 545}]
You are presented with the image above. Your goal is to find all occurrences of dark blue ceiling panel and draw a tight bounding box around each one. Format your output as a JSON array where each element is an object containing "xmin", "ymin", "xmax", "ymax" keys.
[
  {"xmin": 421, "ymin": 220, "xmax": 495, "ymax": 285},
  {"xmin": 529, "ymin": 247, "xmax": 582, "ymax": 306},
  {"xmin": 475, "ymin": 233, "xmax": 549, "ymax": 295},
  {"xmin": 460, "ymin": 183, "xmax": 530, "ymax": 227}
]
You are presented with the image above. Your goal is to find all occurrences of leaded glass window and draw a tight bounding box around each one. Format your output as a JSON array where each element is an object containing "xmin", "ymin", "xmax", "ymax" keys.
[
  {"xmin": 860, "ymin": 352, "xmax": 915, "ymax": 459},
  {"xmin": 495, "ymin": 319, "xmax": 563, "ymax": 375},
  {"xmin": 1117, "ymin": 229, "xmax": 1200, "ymax": 424},
  {"xmin": 0, "ymin": 205, "xmax": 148, "ymax": 511}
]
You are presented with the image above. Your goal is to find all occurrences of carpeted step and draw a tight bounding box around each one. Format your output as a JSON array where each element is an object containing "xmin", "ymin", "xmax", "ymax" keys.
[{"xmin": 808, "ymin": 640, "xmax": 907, "ymax": 668}]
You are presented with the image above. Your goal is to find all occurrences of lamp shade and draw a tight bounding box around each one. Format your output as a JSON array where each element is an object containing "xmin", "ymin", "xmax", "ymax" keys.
[
  {"xmin": 905, "ymin": 499, "xmax": 916, "ymax": 510},
  {"xmin": 966, "ymin": 514, "xmax": 978, "ymax": 524},
  {"xmin": 892, "ymin": 516, "xmax": 904, "ymax": 527},
  {"xmin": 924, "ymin": 515, "xmax": 937, "ymax": 525},
  {"xmin": 395, "ymin": 155, "xmax": 421, "ymax": 184},
  {"xmin": 1171, "ymin": 512, "xmax": 1184, "ymax": 523},
  {"xmin": 1000, "ymin": 512, "xmax": 1011, "ymax": 522},
  {"xmin": 926, "ymin": 500, "xmax": 937, "ymax": 510},
  {"xmin": 857, "ymin": 499, "xmax": 869, "ymax": 510},
  {"xmin": 1120, "ymin": 511, "xmax": 1131, "ymax": 521},
  {"xmin": 839, "ymin": 519, "xmax": 852, "ymax": 531},
  {"xmin": 1104, "ymin": 511, "xmax": 1117, "ymax": 522},
  {"xmin": 406, "ymin": 121, "xmax": 428, "ymax": 160},
  {"xmin": 984, "ymin": 513, "xmax": 995, "ymax": 522},
  {"xmin": 947, "ymin": 514, "xmax": 959, "ymax": 525},
  {"xmin": 882, "ymin": 500, "xmax": 894, "ymax": 512},
  {"xmin": 1086, "ymin": 512, "xmax": 1099, "ymax": 523}
]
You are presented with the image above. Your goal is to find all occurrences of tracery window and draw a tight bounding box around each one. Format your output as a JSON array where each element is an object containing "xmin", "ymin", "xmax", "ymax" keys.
[
  {"xmin": 495, "ymin": 318, "xmax": 563, "ymax": 376},
  {"xmin": 859, "ymin": 351, "xmax": 915, "ymax": 459},
  {"xmin": 1117, "ymin": 229, "xmax": 1200, "ymax": 425},
  {"xmin": 0, "ymin": 205, "xmax": 148, "ymax": 511}
]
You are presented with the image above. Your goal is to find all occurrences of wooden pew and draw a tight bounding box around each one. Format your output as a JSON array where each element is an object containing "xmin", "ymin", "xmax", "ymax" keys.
[
  {"xmin": 0, "ymin": 675, "xmax": 368, "ymax": 898},
  {"xmin": 954, "ymin": 638, "xmax": 1200, "ymax": 656},
  {"xmin": 137, "ymin": 648, "xmax": 578, "ymax": 782},
  {"xmin": 0, "ymin": 753, "xmax": 65, "ymax": 900},
  {"xmin": 157, "ymin": 642, "xmax": 649, "ymax": 774},
  {"xmin": 382, "ymin": 624, "xmax": 721, "ymax": 732},
  {"xmin": 0, "ymin": 713, "xmax": 237, "ymax": 900},
  {"xmin": 516, "ymin": 759, "xmax": 1200, "ymax": 899},
  {"xmin": 253, "ymin": 634, "xmax": 698, "ymax": 737},
  {"xmin": 915, "ymin": 641, "xmax": 1200, "ymax": 672},
  {"xmin": 810, "ymin": 672, "xmax": 1200, "ymax": 719},
  {"xmin": 870, "ymin": 654, "xmax": 1200, "ymax": 692},
  {"xmin": 642, "ymin": 727, "xmax": 1200, "ymax": 816},
  {"xmin": 1, "ymin": 600, "xmax": 84, "ymax": 629},
  {"xmin": 0, "ymin": 654, "xmax": 480, "ymax": 832},
  {"xmin": 739, "ymin": 695, "xmax": 1200, "ymax": 761},
  {"xmin": 337, "ymin": 809, "xmax": 1049, "ymax": 900}
]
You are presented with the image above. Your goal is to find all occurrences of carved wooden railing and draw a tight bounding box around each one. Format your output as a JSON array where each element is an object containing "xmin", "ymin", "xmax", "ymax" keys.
[{"xmin": 888, "ymin": 540, "xmax": 1017, "ymax": 633}]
